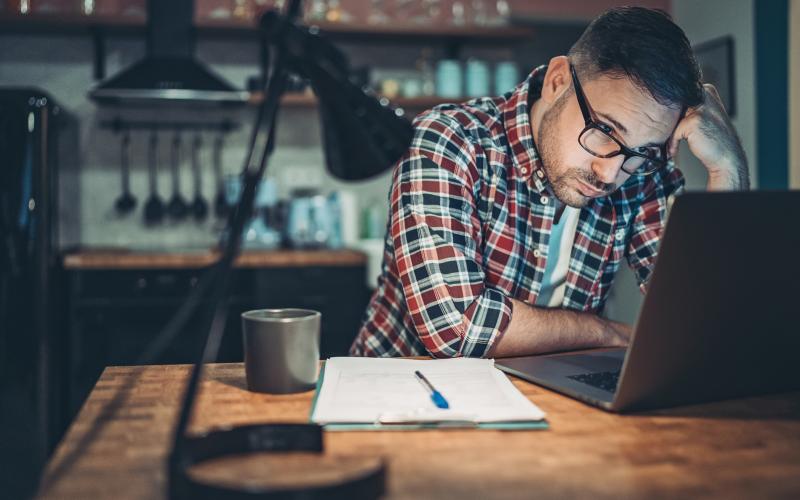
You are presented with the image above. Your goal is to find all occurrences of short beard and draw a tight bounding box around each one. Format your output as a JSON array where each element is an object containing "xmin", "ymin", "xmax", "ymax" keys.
[{"xmin": 536, "ymin": 90, "xmax": 613, "ymax": 208}]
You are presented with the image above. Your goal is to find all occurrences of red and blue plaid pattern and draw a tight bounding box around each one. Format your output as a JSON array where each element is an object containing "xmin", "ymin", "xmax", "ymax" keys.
[{"xmin": 350, "ymin": 66, "xmax": 684, "ymax": 358}]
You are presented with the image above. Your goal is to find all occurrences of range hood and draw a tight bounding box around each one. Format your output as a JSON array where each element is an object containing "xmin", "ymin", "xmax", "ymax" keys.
[{"xmin": 89, "ymin": 0, "xmax": 250, "ymax": 104}]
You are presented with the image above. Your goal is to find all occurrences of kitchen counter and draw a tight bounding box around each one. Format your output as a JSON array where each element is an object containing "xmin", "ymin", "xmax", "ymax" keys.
[{"xmin": 62, "ymin": 248, "xmax": 368, "ymax": 270}]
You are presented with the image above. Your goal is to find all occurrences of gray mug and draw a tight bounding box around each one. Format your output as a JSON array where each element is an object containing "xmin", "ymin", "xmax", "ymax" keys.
[{"xmin": 241, "ymin": 309, "xmax": 321, "ymax": 394}]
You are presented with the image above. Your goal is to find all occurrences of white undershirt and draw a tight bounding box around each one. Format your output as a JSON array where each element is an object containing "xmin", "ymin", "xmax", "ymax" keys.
[{"xmin": 535, "ymin": 206, "xmax": 580, "ymax": 308}]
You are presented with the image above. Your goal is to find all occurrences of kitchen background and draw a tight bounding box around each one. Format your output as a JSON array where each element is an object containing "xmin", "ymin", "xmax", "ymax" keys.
[
  {"xmin": 0, "ymin": 0, "xmax": 671, "ymax": 254},
  {"xmin": 0, "ymin": 0, "xmax": 795, "ymax": 498},
  {"xmin": 1, "ymin": 0, "xmax": 780, "ymax": 322}
]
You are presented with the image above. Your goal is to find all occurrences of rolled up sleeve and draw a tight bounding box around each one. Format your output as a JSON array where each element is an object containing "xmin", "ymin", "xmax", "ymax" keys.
[
  {"xmin": 626, "ymin": 160, "xmax": 685, "ymax": 293},
  {"xmin": 390, "ymin": 113, "xmax": 512, "ymax": 358}
]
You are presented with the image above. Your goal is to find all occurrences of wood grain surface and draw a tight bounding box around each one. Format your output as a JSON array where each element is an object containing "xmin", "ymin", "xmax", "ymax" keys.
[
  {"xmin": 37, "ymin": 363, "xmax": 800, "ymax": 499},
  {"xmin": 62, "ymin": 249, "xmax": 367, "ymax": 269}
]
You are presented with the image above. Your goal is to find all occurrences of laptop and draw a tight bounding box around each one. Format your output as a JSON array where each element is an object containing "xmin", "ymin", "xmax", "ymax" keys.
[{"xmin": 496, "ymin": 191, "xmax": 800, "ymax": 412}]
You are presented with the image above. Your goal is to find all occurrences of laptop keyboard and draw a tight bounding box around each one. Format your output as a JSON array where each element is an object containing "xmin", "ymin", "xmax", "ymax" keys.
[{"xmin": 567, "ymin": 370, "xmax": 621, "ymax": 393}]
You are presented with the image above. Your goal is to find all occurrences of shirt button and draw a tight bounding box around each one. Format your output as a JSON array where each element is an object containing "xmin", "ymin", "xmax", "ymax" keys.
[
  {"xmin": 615, "ymin": 229, "xmax": 625, "ymax": 241},
  {"xmin": 540, "ymin": 195, "xmax": 549, "ymax": 205},
  {"xmin": 536, "ymin": 170, "xmax": 545, "ymax": 178},
  {"xmin": 520, "ymin": 167, "xmax": 528, "ymax": 174},
  {"xmin": 533, "ymin": 248, "xmax": 542, "ymax": 258}
]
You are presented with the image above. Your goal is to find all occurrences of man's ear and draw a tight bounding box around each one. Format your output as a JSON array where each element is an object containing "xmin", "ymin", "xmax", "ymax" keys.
[{"xmin": 541, "ymin": 56, "xmax": 571, "ymax": 105}]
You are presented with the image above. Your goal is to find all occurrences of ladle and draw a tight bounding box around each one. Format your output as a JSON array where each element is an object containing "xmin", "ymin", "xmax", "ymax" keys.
[
  {"xmin": 190, "ymin": 133, "xmax": 209, "ymax": 221},
  {"xmin": 143, "ymin": 131, "xmax": 165, "ymax": 225},
  {"xmin": 212, "ymin": 133, "xmax": 228, "ymax": 217},
  {"xmin": 114, "ymin": 129, "xmax": 137, "ymax": 214},
  {"xmin": 167, "ymin": 132, "xmax": 189, "ymax": 220}
]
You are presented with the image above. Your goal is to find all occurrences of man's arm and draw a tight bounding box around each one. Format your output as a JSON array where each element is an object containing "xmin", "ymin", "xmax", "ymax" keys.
[
  {"xmin": 390, "ymin": 113, "xmax": 513, "ymax": 358},
  {"xmin": 489, "ymin": 298, "xmax": 631, "ymax": 357},
  {"xmin": 669, "ymin": 83, "xmax": 750, "ymax": 191}
]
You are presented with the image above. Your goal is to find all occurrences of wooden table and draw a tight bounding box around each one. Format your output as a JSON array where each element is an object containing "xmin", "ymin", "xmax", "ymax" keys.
[{"xmin": 37, "ymin": 363, "xmax": 800, "ymax": 499}]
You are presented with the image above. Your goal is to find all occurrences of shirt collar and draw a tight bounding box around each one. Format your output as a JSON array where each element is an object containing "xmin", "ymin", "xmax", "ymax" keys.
[{"xmin": 500, "ymin": 64, "xmax": 548, "ymax": 193}]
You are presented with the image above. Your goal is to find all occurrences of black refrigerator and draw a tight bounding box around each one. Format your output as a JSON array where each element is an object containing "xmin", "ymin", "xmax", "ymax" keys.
[{"xmin": 0, "ymin": 89, "xmax": 72, "ymax": 499}]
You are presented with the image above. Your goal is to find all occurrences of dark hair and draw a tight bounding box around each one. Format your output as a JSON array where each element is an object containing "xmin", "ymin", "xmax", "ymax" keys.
[{"xmin": 568, "ymin": 6, "xmax": 703, "ymax": 109}]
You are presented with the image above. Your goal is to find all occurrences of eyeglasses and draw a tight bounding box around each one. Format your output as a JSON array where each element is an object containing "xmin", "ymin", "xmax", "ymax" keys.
[{"xmin": 570, "ymin": 65, "xmax": 668, "ymax": 176}]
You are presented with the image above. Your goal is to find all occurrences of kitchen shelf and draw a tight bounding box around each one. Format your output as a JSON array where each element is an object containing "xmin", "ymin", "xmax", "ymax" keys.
[
  {"xmin": 0, "ymin": 12, "xmax": 534, "ymax": 43},
  {"xmin": 255, "ymin": 92, "xmax": 465, "ymax": 110},
  {"xmin": 2, "ymin": 11, "xmax": 532, "ymax": 80},
  {"xmin": 197, "ymin": 18, "xmax": 536, "ymax": 43}
]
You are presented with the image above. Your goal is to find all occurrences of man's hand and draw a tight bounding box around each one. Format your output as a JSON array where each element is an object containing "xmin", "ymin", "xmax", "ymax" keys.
[
  {"xmin": 667, "ymin": 83, "xmax": 749, "ymax": 191},
  {"xmin": 602, "ymin": 318, "xmax": 633, "ymax": 347}
]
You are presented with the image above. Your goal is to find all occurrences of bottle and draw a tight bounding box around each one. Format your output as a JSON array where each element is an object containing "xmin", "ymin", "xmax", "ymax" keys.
[
  {"xmin": 494, "ymin": 60, "xmax": 519, "ymax": 95},
  {"xmin": 362, "ymin": 200, "xmax": 386, "ymax": 240},
  {"xmin": 466, "ymin": 58, "xmax": 490, "ymax": 97},
  {"xmin": 418, "ymin": 49, "xmax": 437, "ymax": 97},
  {"xmin": 451, "ymin": 0, "xmax": 466, "ymax": 25},
  {"xmin": 436, "ymin": 59, "xmax": 463, "ymax": 98},
  {"xmin": 244, "ymin": 179, "xmax": 281, "ymax": 249},
  {"xmin": 471, "ymin": 0, "xmax": 488, "ymax": 26}
]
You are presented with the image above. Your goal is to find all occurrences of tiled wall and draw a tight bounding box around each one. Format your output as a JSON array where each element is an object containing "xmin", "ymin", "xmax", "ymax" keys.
[{"xmin": 0, "ymin": 34, "xmax": 402, "ymax": 249}]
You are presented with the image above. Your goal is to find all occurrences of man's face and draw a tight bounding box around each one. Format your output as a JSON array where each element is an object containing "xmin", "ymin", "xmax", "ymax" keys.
[{"xmin": 537, "ymin": 72, "xmax": 682, "ymax": 208}]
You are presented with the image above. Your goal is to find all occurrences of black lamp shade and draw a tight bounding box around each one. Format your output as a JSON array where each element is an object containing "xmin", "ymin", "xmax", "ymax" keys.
[
  {"xmin": 315, "ymin": 79, "xmax": 414, "ymax": 181},
  {"xmin": 260, "ymin": 11, "xmax": 414, "ymax": 181}
]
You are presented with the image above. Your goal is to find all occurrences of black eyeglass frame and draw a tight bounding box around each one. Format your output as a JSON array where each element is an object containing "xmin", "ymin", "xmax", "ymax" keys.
[{"xmin": 570, "ymin": 65, "xmax": 669, "ymax": 176}]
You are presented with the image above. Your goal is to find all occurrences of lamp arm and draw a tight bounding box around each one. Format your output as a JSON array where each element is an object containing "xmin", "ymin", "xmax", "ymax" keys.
[{"xmin": 169, "ymin": 4, "xmax": 295, "ymax": 467}]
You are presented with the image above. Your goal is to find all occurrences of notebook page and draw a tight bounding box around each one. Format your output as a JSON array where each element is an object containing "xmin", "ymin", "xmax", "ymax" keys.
[{"xmin": 311, "ymin": 357, "xmax": 546, "ymax": 424}]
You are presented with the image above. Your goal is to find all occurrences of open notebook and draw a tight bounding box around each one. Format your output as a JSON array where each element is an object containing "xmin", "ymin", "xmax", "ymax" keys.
[{"xmin": 310, "ymin": 357, "xmax": 547, "ymax": 430}]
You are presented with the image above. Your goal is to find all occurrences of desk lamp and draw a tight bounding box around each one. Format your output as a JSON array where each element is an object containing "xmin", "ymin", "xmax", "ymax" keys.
[{"xmin": 163, "ymin": 1, "xmax": 414, "ymax": 497}]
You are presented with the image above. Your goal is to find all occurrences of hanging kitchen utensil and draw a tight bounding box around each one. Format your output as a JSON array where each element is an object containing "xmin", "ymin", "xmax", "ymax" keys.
[
  {"xmin": 144, "ymin": 131, "xmax": 165, "ymax": 225},
  {"xmin": 167, "ymin": 132, "xmax": 189, "ymax": 220},
  {"xmin": 190, "ymin": 133, "xmax": 209, "ymax": 221},
  {"xmin": 114, "ymin": 129, "xmax": 137, "ymax": 214},
  {"xmin": 213, "ymin": 133, "xmax": 227, "ymax": 217}
]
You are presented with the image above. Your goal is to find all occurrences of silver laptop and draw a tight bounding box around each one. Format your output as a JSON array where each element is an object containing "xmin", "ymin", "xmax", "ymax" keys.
[{"xmin": 496, "ymin": 191, "xmax": 800, "ymax": 412}]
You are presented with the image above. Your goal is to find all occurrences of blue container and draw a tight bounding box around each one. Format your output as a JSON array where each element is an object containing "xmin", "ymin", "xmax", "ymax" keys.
[
  {"xmin": 495, "ymin": 61, "xmax": 520, "ymax": 95},
  {"xmin": 435, "ymin": 59, "xmax": 463, "ymax": 98},
  {"xmin": 466, "ymin": 59, "xmax": 490, "ymax": 97}
]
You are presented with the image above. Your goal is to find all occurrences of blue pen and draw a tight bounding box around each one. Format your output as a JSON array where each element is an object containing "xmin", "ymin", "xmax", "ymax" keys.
[{"xmin": 415, "ymin": 370, "xmax": 450, "ymax": 409}]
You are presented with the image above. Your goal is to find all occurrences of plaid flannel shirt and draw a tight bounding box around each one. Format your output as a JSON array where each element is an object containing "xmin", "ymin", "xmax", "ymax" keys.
[{"xmin": 350, "ymin": 65, "xmax": 684, "ymax": 358}]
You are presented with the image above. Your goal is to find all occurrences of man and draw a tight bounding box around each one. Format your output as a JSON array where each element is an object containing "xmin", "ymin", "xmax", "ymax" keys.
[{"xmin": 350, "ymin": 7, "xmax": 748, "ymax": 358}]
